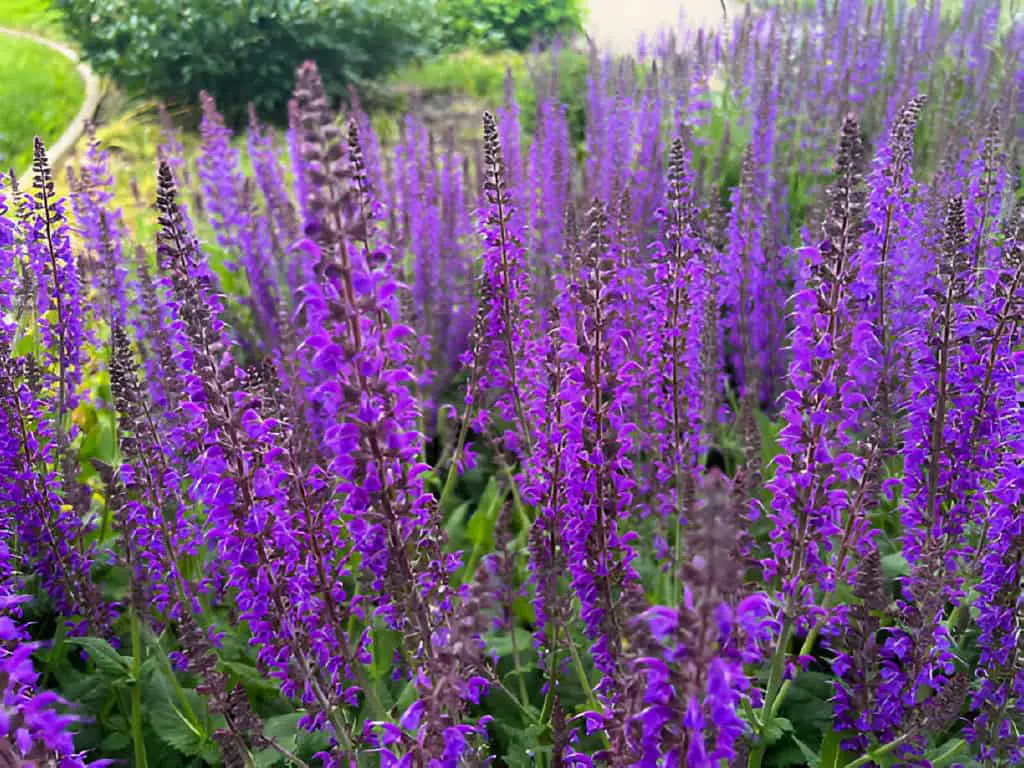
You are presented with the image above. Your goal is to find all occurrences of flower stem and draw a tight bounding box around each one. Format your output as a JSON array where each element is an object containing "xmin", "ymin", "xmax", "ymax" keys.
[
  {"xmin": 846, "ymin": 731, "xmax": 913, "ymax": 768},
  {"xmin": 438, "ymin": 408, "xmax": 474, "ymax": 514},
  {"xmin": 747, "ymin": 616, "xmax": 793, "ymax": 768},
  {"xmin": 509, "ymin": 619, "xmax": 530, "ymax": 707},
  {"xmin": 563, "ymin": 626, "xmax": 610, "ymax": 750},
  {"xmin": 130, "ymin": 605, "xmax": 148, "ymax": 768}
]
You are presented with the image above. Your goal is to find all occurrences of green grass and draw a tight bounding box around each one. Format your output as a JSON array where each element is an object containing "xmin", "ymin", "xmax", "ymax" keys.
[
  {"xmin": 0, "ymin": 0, "xmax": 65, "ymax": 35},
  {"xmin": 0, "ymin": 31, "xmax": 83, "ymax": 175}
]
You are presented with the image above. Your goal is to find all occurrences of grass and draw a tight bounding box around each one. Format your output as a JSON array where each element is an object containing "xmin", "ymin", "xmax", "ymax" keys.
[
  {"xmin": 0, "ymin": 31, "xmax": 83, "ymax": 175},
  {"xmin": 0, "ymin": 0, "xmax": 65, "ymax": 35}
]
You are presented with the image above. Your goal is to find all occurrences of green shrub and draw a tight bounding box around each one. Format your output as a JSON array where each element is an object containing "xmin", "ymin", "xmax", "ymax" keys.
[
  {"xmin": 387, "ymin": 47, "xmax": 590, "ymax": 144},
  {"xmin": 437, "ymin": 0, "xmax": 586, "ymax": 51},
  {"xmin": 56, "ymin": 0, "xmax": 440, "ymax": 125}
]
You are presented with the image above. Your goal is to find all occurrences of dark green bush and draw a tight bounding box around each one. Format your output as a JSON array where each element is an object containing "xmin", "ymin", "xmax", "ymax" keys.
[
  {"xmin": 56, "ymin": 0, "xmax": 440, "ymax": 125},
  {"xmin": 437, "ymin": 0, "xmax": 586, "ymax": 51}
]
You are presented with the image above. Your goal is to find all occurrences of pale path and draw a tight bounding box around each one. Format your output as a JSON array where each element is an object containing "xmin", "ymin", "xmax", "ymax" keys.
[
  {"xmin": 0, "ymin": 26, "xmax": 101, "ymax": 186},
  {"xmin": 586, "ymin": 0, "xmax": 730, "ymax": 54}
]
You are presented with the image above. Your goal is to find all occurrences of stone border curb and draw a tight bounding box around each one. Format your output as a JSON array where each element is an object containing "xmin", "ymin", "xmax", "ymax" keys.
[{"xmin": 0, "ymin": 26, "xmax": 102, "ymax": 188}]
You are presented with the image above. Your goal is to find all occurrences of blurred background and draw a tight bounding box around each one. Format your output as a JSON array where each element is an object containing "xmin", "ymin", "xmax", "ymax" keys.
[{"xmin": 0, "ymin": 0, "xmax": 730, "ymax": 200}]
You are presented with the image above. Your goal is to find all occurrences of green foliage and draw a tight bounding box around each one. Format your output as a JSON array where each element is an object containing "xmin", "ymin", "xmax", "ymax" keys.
[
  {"xmin": 387, "ymin": 46, "xmax": 591, "ymax": 143},
  {"xmin": 0, "ymin": 0, "xmax": 66, "ymax": 34},
  {"xmin": 390, "ymin": 48, "xmax": 527, "ymax": 105},
  {"xmin": 0, "ymin": 31, "xmax": 83, "ymax": 174},
  {"xmin": 55, "ymin": 0, "xmax": 439, "ymax": 125},
  {"xmin": 437, "ymin": 0, "xmax": 586, "ymax": 51}
]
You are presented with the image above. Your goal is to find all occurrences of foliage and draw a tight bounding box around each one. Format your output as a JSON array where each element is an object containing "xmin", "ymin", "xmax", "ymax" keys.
[
  {"xmin": 436, "ymin": 0, "xmax": 586, "ymax": 51},
  {"xmin": 0, "ymin": 0, "xmax": 66, "ymax": 35},
  {"xmin": 54, "ymin": 0, "xmax": 439, "ymax": 125},
  {"xmin": 386, "ymin": 46, "xmax": 591, "ymax": 142},
  {"xmin": 2, "ymin": 0, "xmax": 1024, "ymax": 767},
  {"xmin": 0, "ymin": 31, "xmax": 82, "ymax": 174}
]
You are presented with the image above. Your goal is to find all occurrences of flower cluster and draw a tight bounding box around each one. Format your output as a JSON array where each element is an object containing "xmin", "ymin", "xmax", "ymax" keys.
[{"xmin": 1, "ymin": 1, "xmax": 1022, "ymax": 766}]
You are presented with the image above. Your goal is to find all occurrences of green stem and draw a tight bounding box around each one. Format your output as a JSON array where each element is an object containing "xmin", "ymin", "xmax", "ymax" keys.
[
  {"xmin": 747, "ymin": 743, "xmax": 767, "ymax": 767},
  {"xmin": 564, "ymin": 628, "xmax": 610, "ymax": 750},
  {"xmin": 509, "ymin": 620, "xmax": 530, "ymax": 708},
  {"xmin": 763, "ymin": 618, "xmax": 792, "ymax": 714},
  {"xmin": 129, "ymin": 606, "xmax": 148, "ymax": 768},
  {"xmin": 505, "ymin": 467, "xmax": 533, "ymax": 552},
  {"xmin": 539, "ymin": 646, "xmax": 559, "ymax": 725},
  {"xmin": 748, "ymin": 617, "xmax": 793, "ymax": 768},
  {"xmin": 438, "ymin": 402, "xmax": 475, "ymax": 515},
  {"xmin": 846, "ymin": 732, "xmax": 913, "ymax": 768},
  {"xmin": 491, "ymin": 678, "xmax": 541, "ymax": 725},
  {"xmin": 764, "ymin": 619, "xmax": 817, "ymax": 723},
  {"xmin": 97, "ymin": 484, "xmax": 113, "ymax": 547}
]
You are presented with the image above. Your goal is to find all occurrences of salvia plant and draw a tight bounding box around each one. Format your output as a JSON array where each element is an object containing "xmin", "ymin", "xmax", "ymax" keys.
[{"xmin": 1, "ymin": 0, "xmax": 1024, "ymax": 766}]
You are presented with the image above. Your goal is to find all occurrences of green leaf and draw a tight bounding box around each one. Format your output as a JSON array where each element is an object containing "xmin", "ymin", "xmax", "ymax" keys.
[
  {"xmin": 511, "ymin": 595, "xmax": 536, "ymax": 626},
  {"xmin": 263, "ymin": 712, "xmax": 303, "ymax": 742},
  {"xmin": 221, "ymin": 660, "xmax": 280, "ymax": 695},
  {"xmin": 818, "ymin": 730, "xmax": 859, "ymax": 768},
  {"xmin": 255, "ymin": 716, "xmax": 305, "ymax": 768},
  {"xmin": 792, "ymin": 735, "xmax": 822, "ymax": 768},
  {"xmin": 819, "ymin": 730, "xmax": 843, "ymax": 768},
  {"xmin": 926, "ymin": 739, "xmax": 968, "ymax": 767},
  {"xmin": 68, "ymin": 637, "xmax": 133, "ymax": 683},
  {"xmin": 762, "ymin": 716, "xmax": 794, "ymax": 747},
  {"xmin": 484, "ymin": 627, "xmax": 533, "ymax": 659},
  {"xmin": 100, "ymin": 732, "xmax": 132, "ymax": 752},
  {"xmin": 149, "ymin": 699, "xmax": 212, "ymax": 757},
  {"xmin": 467, "ymin": 478, "xmax": 503, "ymax": 550},
  {"xmin": 445, "ymin": 501, "xmax": 471, "ymax": 548},
  {"xmin": 498, "ymin": 721, "xmax": 550, "ymax": 767},
  {"xmin": 881, "ymin": 552, "xmax": 910, "ymax": 578}
]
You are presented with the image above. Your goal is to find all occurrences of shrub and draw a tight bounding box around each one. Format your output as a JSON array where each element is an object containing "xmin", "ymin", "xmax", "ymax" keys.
[
  {"xmin": 386, "ymin": 47, "xmax": 591, "ymax": 143},
  {"xmin": 56, "ymin": 0, "xmax": 439, "ymax": 125},
  {"xmin": 437, "ymin": 0, "xmax": 586, "ymax": 51}
]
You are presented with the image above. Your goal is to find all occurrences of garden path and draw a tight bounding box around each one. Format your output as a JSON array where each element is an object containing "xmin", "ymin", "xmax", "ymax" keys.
[
  {"xmin": 587, "ymin": 0, "xmax": 730, "ymax": 54},
  {"xmin": 0, "ymin": 25, "xmax": 100, "ymax": 186}
]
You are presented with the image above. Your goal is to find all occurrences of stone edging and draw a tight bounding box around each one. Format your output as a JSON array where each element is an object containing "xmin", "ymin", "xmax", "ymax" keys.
[{"xmin": 0, "ymin": 26, "xmax": 102, "ymax": 188}]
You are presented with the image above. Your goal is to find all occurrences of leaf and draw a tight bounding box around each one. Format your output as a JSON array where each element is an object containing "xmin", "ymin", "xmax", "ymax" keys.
[
  {"xmin": 818, "ymin": 730, "xmax": 858, "ymax": 768},
  {"xmin": 819, "ymin": 730, "xmax": 843, "ymax": 768},
  {"xmin": 445, "ymin": 501, "xmax": 470, "ymax": 549},
  {"xmin": 511, "ymin": 595, "xmax": 536, "ymax": 626},
  {"xmin": 770, "ymin": 742, "xmax": 817, "ymax": 768},
  {"xmin": 467, "ymin": 479, "xmax": 504, "ymax": 551},
  {"xmin": 149, "ymin": 699, "xmax": 212, "ymax": 757},
  {"xmin": 926, "ymin": 739, "xmax": 968, "ymax": 767},
  {"xmin": 263, "ymin": 712, "xmax": 303, "ymax": 742},
  {"xmin": 100, "ymin": 732, "xmax": 132, "ymax": 752},
  {"xmin": 763, "ymin": 716, "xmax": 795, "ymax": 746},
  {"xmin": 881, "ymin": 552, "xmax": 910, "ymax": 578},
  {"xmin": 221, "ymin": 660, "xmax": 280, "ymax": 695},
  {"xmin": 498, "ymin": 721, "xmax": 550, "ymax": 768},
  {"xmin": 254, "ymin": 746, "xmax": 285, "ymax": 768},
  {"xmin": 792, "ymin": 735, "xmax": 822, "ymax": 768},
  {"xmin": 484, "ymin": 627, "xmax": 534, "ymax": 660},
  {"xmin": 68, "ymin": 637, "xmax": 133, "ymax": 683}
]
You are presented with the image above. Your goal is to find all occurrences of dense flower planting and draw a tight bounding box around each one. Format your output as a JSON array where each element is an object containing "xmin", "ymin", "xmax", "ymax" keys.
[{"xmin": 1, "ymin": 0, "xmax": 1023, "ymax": 766}]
